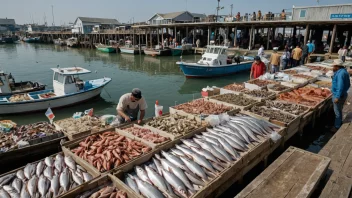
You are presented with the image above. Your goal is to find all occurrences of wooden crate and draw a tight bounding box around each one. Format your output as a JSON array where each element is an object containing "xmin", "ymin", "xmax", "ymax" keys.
[
  {"xmin": 62, "ymin": 129, "xmax": 156, "ymax": 176},
  {"xmin": 115, "ymin": 124, "xmax": 172, "ymax": 148},
  {"xmin": 57, "ymin": 174, "xmax": 139, "ymax": 198},
  {"xmin": 208, "ymin": 94, "xmax": 259, "ymax": 111},
  {"xmin": 235, "ymin": 146, "xmax": 330, "ymax": 198},
  {"xmin": 220, "ymin": 87, "xmax": 244, "ymax": 95},
  {"xmin": 110, "ymin": 125, "xmax": 274, "ymax": 198}
]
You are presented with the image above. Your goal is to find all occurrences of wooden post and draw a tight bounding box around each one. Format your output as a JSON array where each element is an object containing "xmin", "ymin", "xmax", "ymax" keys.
[
  {"xmin": 208, "ymin": 26, "xmax": 210, "ymax": 45},
  {"xmin": 161, "ymin": 27, "xmax": 164, "ymax": 47},
  {"xmin": 234, "ymin": 26, "xmax": 237, "ymax": 47},
  {"xmin": 329, "ymin": 24, "xmax": 337, "ymax": 53},
  {"xmin": 145, "ymin": 28, "xmax": 148, "ymax": 47},
  {"xmin": 186, "ymin": 26, "xmax": 189, "ymax": 41},
  {"xmin": 150, "ymin": 28, "xmax": 152, "ymax": 48},
  {"xmin": 157, "ymin": 28, "xmax": 160, "ymax": 47},
  {"xmin": 304, "ymin": 24, "xmax": 310, "ymax": 45},
  {"xmin": 138, "ymin": 29, "xmax": 141, "ymax": 54},
  {"xmin": 267, "ymin": 28, "xmax": 270, "ymax": 50},
  {"xmin": 174, "ymin": 26, "xmax": 176, "ymax": 42},
  {"xmin": 193, "ymin": 26, "xmax": 196, "ymax": 44}
]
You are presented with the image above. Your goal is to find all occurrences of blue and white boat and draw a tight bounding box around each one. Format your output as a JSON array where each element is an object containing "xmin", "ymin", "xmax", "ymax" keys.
[
  {"xmin": 176, "ymin": 45, "xmax": 253, "ymax": 78},
  {"xmin": 0, "ymin": 67, "xmax": 111, "ymax": 114}
]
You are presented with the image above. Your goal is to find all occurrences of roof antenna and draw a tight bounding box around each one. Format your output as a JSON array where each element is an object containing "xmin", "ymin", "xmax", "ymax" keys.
[{"xmin": 51, "ymin": 5, "xmax": 55, "ymax": 26}]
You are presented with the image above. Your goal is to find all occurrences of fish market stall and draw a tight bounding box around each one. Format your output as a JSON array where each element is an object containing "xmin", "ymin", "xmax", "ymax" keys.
[
  {"xmin": 244, "ymin": 79, "xmax": 278, "ymax": 90},
  {"xmin": 242, "ymin": 90, "xmax": 276, "ymax": 101},
  {"xmin": 116, "ymin": 124, "xmax": 171, "ymax": 148},
  {"xmin": 170, "ymin": 99, "xmax": 235, "ymax": 122},
  {"xmin": 58, "ymin": 174, "xmax": 132, "ymax": 198},
  {"xmin": 221, "ymin": 83, "xmax": 247, "ymax": 95},
  {"xmin": 266, "ymin": 84, "xmax": 292, "ymax": 94},
  {"xmin": 209, "ymin": 93, "xmax": 259, "ymax": 110},
  {"xmin": 0, "ymin": 121, "xmax": 66, "ymax": 173},
  {"xmin": 0, "ymin": 152, "xmax": 97, "ymax": 198},
  {"xmin": 109, "ymin": 114, "xmax": 283, "ymax": 198},
  {"xmin": 62, "ymin": 130, "xmax": 153, "ymax": 176},
  {"xmin": 54, "ymin": 115, "xmax": 116, "ymax": 140}
]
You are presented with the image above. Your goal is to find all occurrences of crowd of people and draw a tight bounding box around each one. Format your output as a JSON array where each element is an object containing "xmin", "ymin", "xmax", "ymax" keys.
[{"xmin": 233, "ymin": 9, "xmax": 286, "ymax": 22}]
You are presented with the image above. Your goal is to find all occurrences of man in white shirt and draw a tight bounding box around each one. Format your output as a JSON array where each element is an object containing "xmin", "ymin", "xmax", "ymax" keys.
[
  {"xmin": 258, "ymin": 45, "xmax": 265, "ymax": 56},
  {"xmin": 338, "ymin": 46, "xmax": 348, "ymax": 62},
  {"xmin": 116, "ymin": 88, "xmax": 147, "ymax": 124}
]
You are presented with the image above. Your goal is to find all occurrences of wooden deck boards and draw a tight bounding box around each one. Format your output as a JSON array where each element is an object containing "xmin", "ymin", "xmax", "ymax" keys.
[
  {"xmin": 318, "ymin": 86, "xmax": 352, "ymax": 198},
  {"xmin": 236, "ymin": 147, "xmax": 330, "ymax": 198}
]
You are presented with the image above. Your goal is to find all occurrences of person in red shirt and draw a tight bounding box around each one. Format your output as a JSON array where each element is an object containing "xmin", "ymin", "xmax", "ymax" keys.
[{"xmin": 250, "ymin": 56, "xmax": 266, "ymax": 79}]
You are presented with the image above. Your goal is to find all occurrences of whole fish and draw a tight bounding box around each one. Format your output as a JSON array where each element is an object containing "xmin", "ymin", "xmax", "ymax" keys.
[
  {"xmin": 72, "ymin": 172, "xmax": 83, "ymax": 185},
  {"xmin": 212, "ymin": 144, "xmax": 234, "ymax": 162},
  {"xmin": 44, "ymin": 157, "xmax": 54, "ymax": 167},
  {"xmin": 44, "ymin": 166, "xmax": 53, "ymax": 179},
  {"xmin": 236, "ymin": 124, "xmax": 260, "ymax": 143},
  {"xmin": 184, "ymin": 171, "xmax": 205, "ymax": 186},
  {"xmin": 170, "ymin": 148, "xmax": 186, "ymax": 157},
  {"xmin": 36, "ymin": 161, "xmax": 45, "ymax": 177},
  {"xmin": 203, "ymin": 131, "xmax": 245, "ymax": 152},
  {"xmin": 125, "ymin": 174, "xmax": 140, "ymax": 195},
  {"xmin": 154, "ymin": 154, "xmax": 162, "ymax": 161},
  {"xmin": 161, "ymin": 169, "xmax": 188, "ymax": 198},
  {"xmin": 161, "ymin": 151, "xmax": 192, "ymax": 173},
  {"xmin": 148, "ymin": 162, "xmax": 158, "ymax": 172},
  {"xmin": 214, "ymin": 132, "xmax": 247, "ymax": 151},
  {"xmin": 175, "ymin": 144, "xmax": 216, "ymax": 173},
  {"xmin": 180, "ymin": 156, "xmax": 208, "ymax": 181},
  {"xmin": 59, "ymin": 168, "xmax": 70, "ymax": 192},
  {"xmin": 231, "ymin": 119, "xmax": 264, "ymax": 136},
  {"xmin": 227, "ymin": 123, "xmax": 251, "ymax": 144},
  {"xmin": 0, "ymin": 173, "xmax": 16, "ymax": 186},
  {"xmin": 160, "ymin": 159, "xmax": 194, "ymax": 191},
  {"xmin": 50, "ymin": 175, "xmax": 60, "ymax": 197},
  {"xmin": 20, "ymin": 185, "xmax": 30, "ymax": 198},
  {"xmin": 0, "ymin": 189, "xmax": 10, "ymax": 198},
  {"xmin": 4, "ymin": 187, "xmax": 19, "ymax": 198},
  {"xmin": 135, "ymin": 176, "xmax": 164, "ymax": 198},
  {"xmin": 210, "ymin": 161, "xmax": 224, "ymax": 172},
  {"xmin": 38, "ymin": 175, "xmax": 50, "ymax": 197},
  {"xmin": 188, "ymin": 146, "xmax": 222, "ymax": 165},
  {"xmin": 24, "ymin": 163, "xmax": 36, "ymax": 180},
  {"xmin": 16, "ymin": 170, "xmax": 26, "ymax": 181},
  {"xmin": 11, "ymin": 178, "xmax": 22, "ymax": 194},
  {"xmin": 135, "ymin": 166, "xmax": 152, "ymax": 185},
  {"xmin": 145, "ymin": 166, "xmax": 169, "ymax": 193},
  {"xmin": 216, "ymin": 136, "xmax": 240, "ymax": 158},
  {"xmin": 193, "ymin": 138, "xmax": 230, "ymax": 163},
  {"xmin": 152, "ymin": 158, "xmax": 163, "ymax": 176},
  {"xmin": 64, "ymin": 156, "xmax": 76, "ymax": 170},
  {"xmin": 82, "ymin": 172, "xmax": 93, "ymax": 182},
  {"xmin": 54, "ymin": 154, "xmax": 64, "ymax": 172},
  {"xmin": 180, "ymin": 139, "xmax": 200, "ymax": 149},
  {"xmin": 27, "ymin": 176, "xmax": 38, "ymax": 197},
  {"xmin": 197, "ymin": 135, "xmax": 222, "ymax": 147}
]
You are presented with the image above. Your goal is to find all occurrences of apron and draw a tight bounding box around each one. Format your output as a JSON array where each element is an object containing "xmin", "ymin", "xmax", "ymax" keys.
[{"xmin": 117, "ymin": 104, "xmax": 140, "ymax": 123}]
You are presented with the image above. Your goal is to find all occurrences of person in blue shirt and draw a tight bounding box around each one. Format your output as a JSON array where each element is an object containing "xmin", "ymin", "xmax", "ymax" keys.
[
  {"xmin": 307, "ymin": 41, "xmax": 314, "ymax": 54},
  {"xmin": 331, "ymin": 59, "xmax": 351, "ymax": 132}
]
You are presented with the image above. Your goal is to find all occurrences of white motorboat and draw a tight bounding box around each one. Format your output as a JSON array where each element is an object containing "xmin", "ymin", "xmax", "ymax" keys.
[{"xmin": 0, "ymin": 67, "xmax": 111, "ymax": 114}]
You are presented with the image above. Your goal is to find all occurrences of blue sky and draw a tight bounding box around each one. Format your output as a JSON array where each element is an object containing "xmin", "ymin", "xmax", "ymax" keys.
[{"xmin": 1, "ymin": 0, "xmax": 351, "ymax": 25}]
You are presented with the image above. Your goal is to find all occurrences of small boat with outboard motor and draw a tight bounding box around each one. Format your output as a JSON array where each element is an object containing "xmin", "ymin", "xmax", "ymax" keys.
[{"xmin": 0, "ymin": 71, "xmax": 45, "ymax": 96}]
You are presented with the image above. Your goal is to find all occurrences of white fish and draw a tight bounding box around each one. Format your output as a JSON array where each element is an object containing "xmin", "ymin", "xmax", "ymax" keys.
[
  {"xmin": 72, "ymin": 172, "xmax": 83, "ymax": 185},
  {"xmin": 82, "ymin": 172, "xmax": 93, "ymax": 182},
  {"xmin": 145, "ymin": 166, "xmax": 169, "ymax": 193},
  {"xmin": 50, "ymin": 175, "xmax": 60, "ymax": 197},
  {"xmin": 152, "ymin": 158, "xmax": 163, "ymax": 176},
  {"xmin": 27, "ymin": 176, "xmax": 38, "ymax": 197},
  {"xmin": 180, "ymin": 156, "xmax": 208, "ymax": 182},
  {"xmin": 161, "ymin": 151, "xmax": 192, "ymax": 173},
  {"xmin": 64, "ymin": 156, "xmax": 76, "ymax": 170},
  {"xmin": 36, "ymin": 161, "xmax": 45, "ymax": 177},
  {"xmin": 54, "ymin": 154, "xmax": 64, "ymax": 172},
  {"xmin": 20, "ymin": 185, "xmax": 30, "ymax": 198},
  {"xmin": 11, "ymin": 178, "xmax": 22, "ymax": 194},
  {"xmin": 59, "ymin": 168, "xmax": 70, "ymax": 192},
  {"xmin": 0, "ymin": 189, "xmax": 10, "ymax": 198},
  {"xmin": 23, "ymin": 163, "xmax": 36, "ymax": 180},
  {"xmin": 125, "ymin": 174, "xmax": 140, "ymax": 195},
  {"xmin": 44, "ymin": 157, "xmax": 54, "ymax": 167},
  {"xmin": 161, "ymin": 168, "xmax": 188, "ymax": 198},
  {"xmin": 135, "ymin": 166, "xmax": 152, "ymax": 185},
  {"xmin": 44, "ymin": 166, "xmax": 53, "ymax": 179},
  {"xmin": 160, "ymin": 159, "xmax": 195, "ymax": 191},
  {"xmin": 38, "ymin": 175, "xmax": 50, "ymax": 197},
  {"xmin": 16, "ymin": 170, "xmax": 26, "ymax": 181},
  {"xmin": 135, "ymin": 176, "xmax": 165, "ymax": 198}
]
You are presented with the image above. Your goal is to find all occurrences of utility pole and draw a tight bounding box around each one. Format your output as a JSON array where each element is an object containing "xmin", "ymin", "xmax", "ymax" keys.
[
  {"xmin": 51, "ymin": 5, "xmax": 55, "ymax": 26},
  {"xmin": 230, "ymin": 4, "xmax": 233, "ymax": 16},
  {"xmin": 216, "ymin": 0, "xmax": 220, "ymax": 22}
]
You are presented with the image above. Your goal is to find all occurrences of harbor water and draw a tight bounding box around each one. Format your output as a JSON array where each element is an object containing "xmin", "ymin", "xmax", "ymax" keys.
[{"xmin": 0, "ymin": 43, "xmax": 249, "ymax": 124}]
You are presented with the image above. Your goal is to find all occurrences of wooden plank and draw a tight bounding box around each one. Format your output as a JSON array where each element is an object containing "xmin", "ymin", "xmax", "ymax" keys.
[{"xmin": 236, "ymin": 147, "xmax": 330, "ymax": 198}]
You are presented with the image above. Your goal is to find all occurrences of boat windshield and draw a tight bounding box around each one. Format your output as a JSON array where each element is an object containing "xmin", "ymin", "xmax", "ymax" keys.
[
  {"xmin": 206, "ymin": 48, "xmax": 211, "ymax": 53},
  {"xmin": 213, "ymin": 48, "xmax": 220, "ymax": 54},
  {"xmin": 54, "ymin": 72, "xmax": 65, "ymax": 84},
  {"xmin": 220, "ymin": 49, "xmax": 227, "ymax": 54},
  {"xmin": 209, "ymin": 48, "xmax": 215, "ymax": 53}
]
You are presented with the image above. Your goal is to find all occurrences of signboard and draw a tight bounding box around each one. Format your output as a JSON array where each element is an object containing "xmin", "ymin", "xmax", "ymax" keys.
[{"xmin": 330, "ymin": 13, "xmax": 352, "ymax": 19}]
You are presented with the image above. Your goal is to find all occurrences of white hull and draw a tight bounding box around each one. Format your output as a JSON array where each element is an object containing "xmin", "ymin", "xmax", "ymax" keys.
[
  {"xmin": 0, "ymin": 87, "xmax": 103, "ymax": 114},
  {"xmin": 120, "ymin": 48, "xmax": 139, "ymax": 54}
]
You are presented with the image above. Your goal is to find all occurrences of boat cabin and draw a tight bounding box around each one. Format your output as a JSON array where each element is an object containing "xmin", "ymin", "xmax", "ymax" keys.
[
  {"xmin": 197, "ymin": 46, "xmax": 228, "ymax": 66},
  {"xmin": 0, "ymin": 71, "xmax": 44, "ymax": 95},
  {"xmin": 52, "ymin": 67, "xmax": 91, "ymax": 96}
]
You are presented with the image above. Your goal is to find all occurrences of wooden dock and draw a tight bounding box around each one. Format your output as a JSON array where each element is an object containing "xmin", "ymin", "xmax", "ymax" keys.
[{"xmin": 236, "ymin": 146, "xmax": 331, "ymax": 198}]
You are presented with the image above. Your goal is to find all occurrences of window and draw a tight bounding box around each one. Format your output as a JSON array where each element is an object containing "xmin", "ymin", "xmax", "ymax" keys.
[
  {"xmin": 65, "ymin": 76, "xmax": 74, "ymax": 84},
  {"xmin": 300, "ymin": 10, "xmax": 307, "ymax": 18},
  {"xmin": 214, "ymin": 48, "xmax": 219, "ymax": 54},
  {"xmin": 207, "ymin": 58, "xmax": 212, "ymax": 61},
  {"xmin": 209, "ymin": 48, "xmax": 214, "ymax": 53},
  {"xmin": 54, "ymin": 73, "xmax": 65, "ymax": 84}
]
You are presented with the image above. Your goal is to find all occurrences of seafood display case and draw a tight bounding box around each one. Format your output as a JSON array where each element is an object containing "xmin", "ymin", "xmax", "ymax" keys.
[
  {"xmin": 0, "ymin": 152, "xmax": 99, "ymax": 198},
  {"xmin": 208, "ymin": 93, "xmax": 259, "ymax": 110},
  {"xmin": 62, "ymin": 129, "xmax": 154, "ymax": 176},
  {"xmin": 108, "ymin": 114, "xmax": 283, "ymax": 198}
]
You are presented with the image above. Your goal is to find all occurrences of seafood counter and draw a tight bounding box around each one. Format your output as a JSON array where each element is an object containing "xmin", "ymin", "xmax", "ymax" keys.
[
  {"xmin": 278, "ymin": 87, "xmax": 331, "ymax": 107},
  {"xmin": 119, "ymin": 115, "xmax": 279, "ymax": 198},
  {"xmin": 172, "ymin": 99, "xmax": 233, "ymax": 115},
  {"xmin": 0, "ymin": 121, "xmax": 64, "ymax": 153},
  {"xmin": 248, "ymin": 106, "xmax": 296, "ymax": 124},
  {"xmin": 123, "ymin": 126, "xmax": 170, "ymax": 144},
  {"xmin": 0, "ymin": 153, "xmax": 94, "ymax": 198},
  {"xmin": 210, "ymin": 93, "xmax": 258, "ymax": 108}
]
